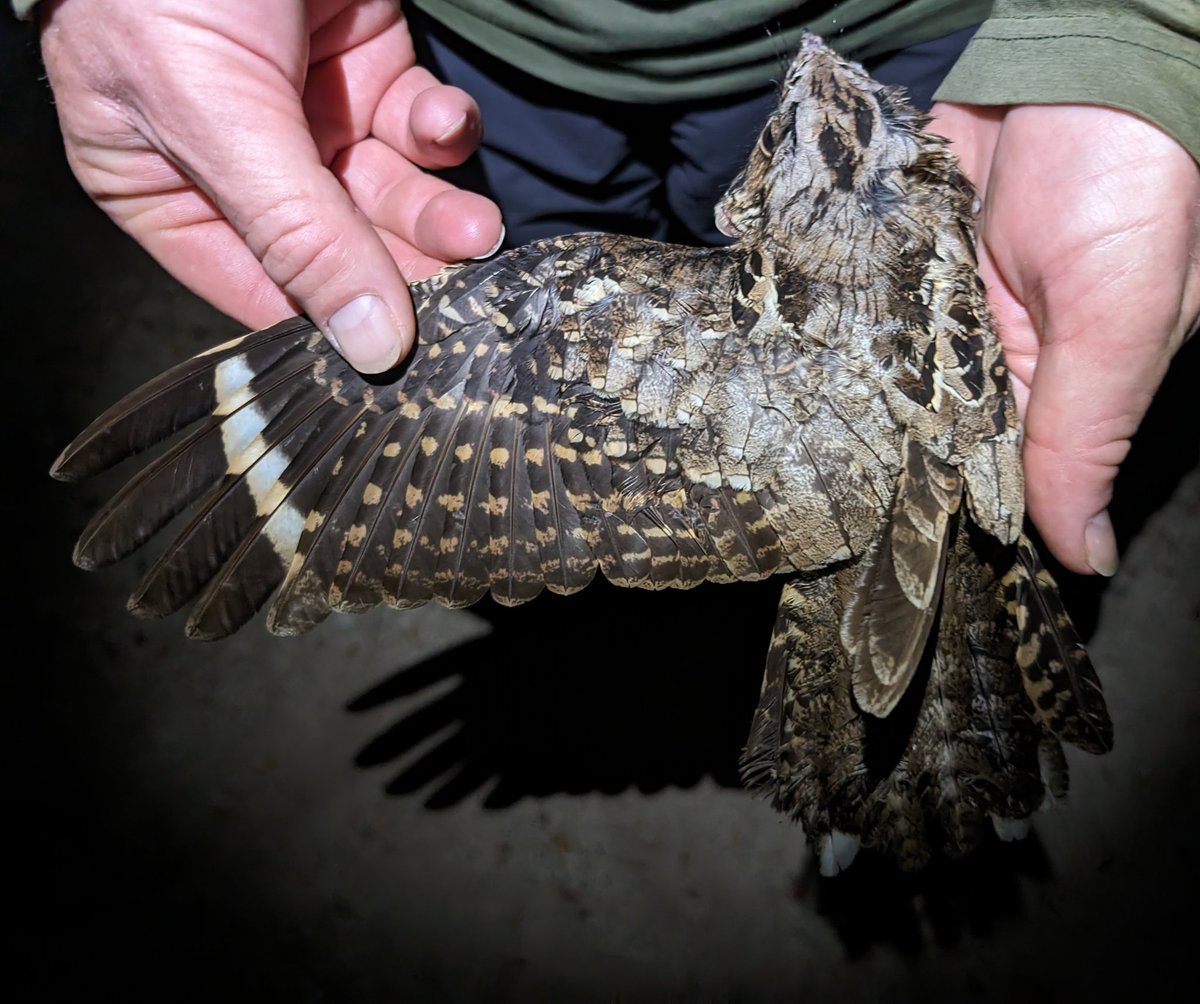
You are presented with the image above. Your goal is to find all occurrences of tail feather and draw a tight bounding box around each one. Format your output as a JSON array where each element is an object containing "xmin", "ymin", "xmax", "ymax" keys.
[
  {"xmin": 741, "ymin": 514, "xmax": 1111, "ymax": 870},
  {"xmin": 741, "ymin": 571, "xmax": 872, "ymax": 874},
  {"xmin": 1010, "ymin": 538, "xmax": 1113, "ymax": 754}
]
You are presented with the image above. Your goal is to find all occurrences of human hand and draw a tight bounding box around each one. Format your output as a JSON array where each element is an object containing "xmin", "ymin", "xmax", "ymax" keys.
[
  {"xmin": 39, "ymin": 0, "xmax": 504, "ymax": 372},
  {"xmin": 930, "ymin": 102, "xmax": 1200, "ymax": 575}
]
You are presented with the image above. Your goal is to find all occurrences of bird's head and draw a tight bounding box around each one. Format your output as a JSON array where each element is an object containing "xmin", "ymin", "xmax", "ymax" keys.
[{"xmin": 716, "ymin": 33, "xmax": 967, "ymax": 260}]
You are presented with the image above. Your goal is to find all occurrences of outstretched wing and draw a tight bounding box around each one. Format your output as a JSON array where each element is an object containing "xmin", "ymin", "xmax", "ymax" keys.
[{"xmin": 52, "ymin": 234, "xmax": 799, "ymax": 639}]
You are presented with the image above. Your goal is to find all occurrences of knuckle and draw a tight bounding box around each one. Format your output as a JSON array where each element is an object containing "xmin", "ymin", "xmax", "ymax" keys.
[{"xmin": 244, "ymin": 197, "xmax": 350, "ymax": 296}]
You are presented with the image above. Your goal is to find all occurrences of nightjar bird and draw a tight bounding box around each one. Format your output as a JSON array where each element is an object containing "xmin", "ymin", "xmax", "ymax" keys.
[{"xmin": 51, "ymin": 34, "xmax": 1112, "ymax": 874}]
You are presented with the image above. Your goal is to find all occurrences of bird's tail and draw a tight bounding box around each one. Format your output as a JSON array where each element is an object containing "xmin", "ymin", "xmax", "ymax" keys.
[{"xmin": 740, "ymin": 519, "xmax": 1112, "ymax": 874}]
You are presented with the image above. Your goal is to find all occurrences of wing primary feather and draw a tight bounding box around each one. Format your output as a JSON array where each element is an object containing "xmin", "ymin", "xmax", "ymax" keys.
[
  {"xmin": 336, "ymin": 406, "xmax": 444, "ymax": 612},
  {"xmin": 71, "ymin": 350, "xmax": 321, "ymax": 570},
  {"xmin": 267, "ymin": 410, "xmax": 402, "ymax": 635},
  {"xmin": 51, "ymin": 318, "xmax": 315, "ymax": 482},
  {"xmin": 361, "ymin": 322, "xmax": 507, "ymax": 607},
  {"xmin": 185, "ymin": 396, "xmax": 373, "ymax": 639},
  {"xmin": 126, "ymin": 380, "xmax": 334, "ymax": 617},
  {"xmin": 388, "ymin": 396, "xmax": 477, "ymax": 606}
]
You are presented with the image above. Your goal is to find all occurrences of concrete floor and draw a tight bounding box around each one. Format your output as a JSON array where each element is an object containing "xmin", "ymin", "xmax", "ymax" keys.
[{"xmin": 8, "ymin": 17, "xmax": 1199, "ymax": 1002}]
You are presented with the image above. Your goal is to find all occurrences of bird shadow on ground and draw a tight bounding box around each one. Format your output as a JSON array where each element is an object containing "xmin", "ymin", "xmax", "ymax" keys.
[
  {"xmin": 346, "ymin": 575, "xmax": 1062, "ymax": 952},
  {"xmin": 346, "ymin": 576, "xmax": 779, "ymax": 805},
  {"xmin": 799, "ymin": 833, "xmax": 1056, "ymax": 958}
]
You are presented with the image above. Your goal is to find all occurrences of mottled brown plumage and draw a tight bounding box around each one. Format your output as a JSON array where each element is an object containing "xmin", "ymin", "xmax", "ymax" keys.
[{"xmin": 51, "ymin": 34, "xmax": 1111, "ymax": 872}]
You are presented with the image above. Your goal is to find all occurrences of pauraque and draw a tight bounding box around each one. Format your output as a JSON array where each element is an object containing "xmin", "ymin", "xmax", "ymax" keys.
[{"xmin": 52, "ymin": 34, "xmax": 1112, "ymax": 874}]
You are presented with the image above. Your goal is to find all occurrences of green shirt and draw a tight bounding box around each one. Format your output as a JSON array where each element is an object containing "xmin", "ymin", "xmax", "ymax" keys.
[
  {"xmin": 936, "ymin": 0, "xmax": 1199, "ymax": 161},
  {"xmin": 410, "ymin": 0, "xmax": 991, "ymax": 101},
  {"xmin": 411, "ymin": 0, "xmax": 1199, "ymax": 161}
]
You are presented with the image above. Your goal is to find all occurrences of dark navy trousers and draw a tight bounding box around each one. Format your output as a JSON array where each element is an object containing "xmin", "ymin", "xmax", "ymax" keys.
[{"xmin": 408, "ymin": 8, "xmax": 978, "ymax": 248}]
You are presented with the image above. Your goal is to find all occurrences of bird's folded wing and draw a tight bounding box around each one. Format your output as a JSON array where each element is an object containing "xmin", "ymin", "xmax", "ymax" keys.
[
  {"xmin": 52, "ymin": 235, "xmax": 798, "ymax": 639},
  {"xmin": 842, "ymin": 433, "xmax": 962, "ymax": 716}
]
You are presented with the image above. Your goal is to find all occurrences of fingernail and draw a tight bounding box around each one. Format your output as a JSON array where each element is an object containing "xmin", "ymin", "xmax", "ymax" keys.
[
  {"xmin": 1084, "ymin": 511, "xmax": 1119, "ymax": 577},
  {"xmin": 326, "ymin": 294, "xmax": 401, "ymax": 373},
  {"xmin": 471, "ymin": 225, "xmax": 505, "ymax": 260},
  {"xmin": 435, "ymin": 113, "xmax": 469, "ymax": 146}
]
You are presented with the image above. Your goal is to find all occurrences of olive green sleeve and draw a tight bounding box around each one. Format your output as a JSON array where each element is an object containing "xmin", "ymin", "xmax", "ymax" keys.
[{"xmin": 934, "ymin": 0, "xmax": 1200, "ymax": 161}]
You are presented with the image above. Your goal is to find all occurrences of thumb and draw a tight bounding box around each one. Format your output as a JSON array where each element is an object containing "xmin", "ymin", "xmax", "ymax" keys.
[
  {"xmin": 193, "ymin": 109, "xmax": 414, "ymax": 373},
  {"xmin": 1020, "ymin": 332, "xmax": 1144, "ymax": 579},
  {"xmin": 974, "ymin": 105, "xmax": 1199, "ymax": 576},
  {"xmin": 979, "ymin": 234, "xmax": 1138, "ymax": 577},
  {"xmin": 37, "ymin": 0, "xmax": 415, "ymax": 373}
]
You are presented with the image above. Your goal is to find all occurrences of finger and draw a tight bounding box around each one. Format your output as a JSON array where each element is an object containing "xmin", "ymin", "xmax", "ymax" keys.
[
  {"xmin": 114, "ymin": 185, "xmax": 300, "ymax": 325},
  {"xmin": 1020, "ymin": 235, "xmax": 1193, "ymax": 577},
  {"xmin": 1021, "ymin": 340, "xmax": 1140, "ymax": 578},
  {"xmin": 160, "ymin": 80, "xmax": 417, "ymax": 372},
  {"xmin": 334, "ymin": 136, "xmax": 503, "ymax": 266},
  {"xmin": 308, "ymin": 48, "xmax": 483, "ymax": 170},
  {"xmin": 39, "ymin": 0, "xmax": 417, "ymax": 372},
  {"xmin": 372, "ymin": 66, "xmax": 485, "ymax": 169},
  {"xmin": 1019, "ymin": 228, "xmax": 1187, "ymax": 578},
  {"xmin": 306, "ymin": 11, "xmax": 485, "ymax": 171},
  {"xmin": 307, "ymin": 0, "xmax": 403, "ymax": 64},
  {"xmin": 304, "ymin": 16, "xmax": 412, "ymax": 163}
]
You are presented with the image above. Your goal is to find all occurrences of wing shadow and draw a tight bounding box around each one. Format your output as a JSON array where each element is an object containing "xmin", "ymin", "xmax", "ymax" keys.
[{"xmin": 346, "ymin": 576, "xmax": 781, "ymax": 807}]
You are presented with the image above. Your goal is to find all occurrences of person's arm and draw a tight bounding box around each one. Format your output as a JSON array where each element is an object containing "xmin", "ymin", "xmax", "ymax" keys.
[
  {"xmin": 36, "ymin": 0, "xmax": 504, "ymax": 372},
  {"xmin": 931, "ymin": 0, "xmax": 1200, "ymax": 576}
]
